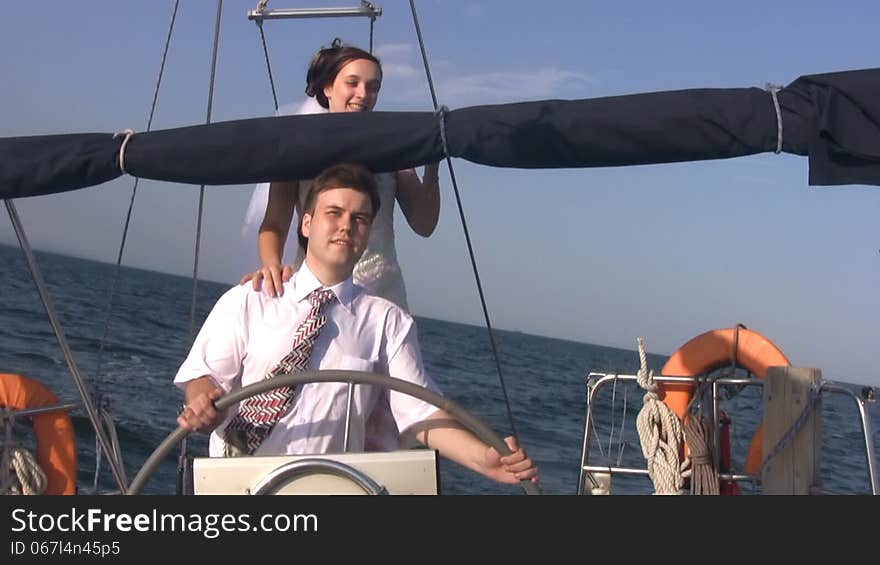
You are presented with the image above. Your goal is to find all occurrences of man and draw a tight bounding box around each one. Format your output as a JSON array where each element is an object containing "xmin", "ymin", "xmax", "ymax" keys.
[{"xmin": 175, "ymin": 163, "xmax": 538, "ymax": 486}]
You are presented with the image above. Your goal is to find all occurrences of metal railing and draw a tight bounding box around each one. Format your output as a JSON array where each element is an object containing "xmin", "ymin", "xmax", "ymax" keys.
[{"xmin": 577, "ymin": 372, "xmax": 878, "ymax": 495}]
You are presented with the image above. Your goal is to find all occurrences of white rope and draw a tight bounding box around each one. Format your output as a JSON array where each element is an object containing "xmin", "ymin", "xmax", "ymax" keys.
[
  {"xmin": 435, "ymin": 105, "xmax": 450, "ymax": 157},
  {"xmin": 765, "ymin": 83, "xmax": 783, "ymax": 154},
  {"xmin": 5, "ymin": 447, "xmax": 48, "ymax": 495},
  {"xmin": 635, "ymin": 337, "xmax": 690, "ymax": 494},
  {"xmin": 113, "ymin": 129, "xmax": 135, "ymax": 175},
  {"xmin": 1, "ymin": 409, "xmax": 48, "ymax": 495}
]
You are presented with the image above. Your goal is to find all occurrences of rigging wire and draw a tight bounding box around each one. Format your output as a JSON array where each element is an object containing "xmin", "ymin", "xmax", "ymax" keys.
[
  {"xmin": 257, "ymin": 20, "xmax": 280, "ymax": 112},
  {"xmin": 3, "ymin": 202, "xmax": 128, "ymax": 492},
  {"xmin": 253, "ymin": 0, "xmax": 279, "ymax": 111},
  {"xmin": 608, "ymin": 377, "xmax": 618, "ymax": 457},
  {"xmin": 406, "ymin": 0, "xmax": 521, "ymax": 441},
  {"xmin": 187, "ymin": 0, "xmax": 225, "ymax": 349},
  {"xmin": 91, "ymin": 0, "xmax": 181, "ymax": 493},
  {"xmin": 369, "ymin": 10, "xmax": 375, "ymax": 52},
  {"xmin": 0, "ymin": 0, "xmax": 187, "ymax": 492},
  {"xmin": 175, "ymin": 0, "xmax": 224, "ymax": 494}
]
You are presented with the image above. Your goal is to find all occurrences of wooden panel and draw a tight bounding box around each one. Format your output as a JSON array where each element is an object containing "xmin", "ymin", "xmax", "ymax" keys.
[
  {"xmin": 762, "ymin": 367, "xmax": 822, "ymax": 494},
  {"xmin": 193, "ymin": 449, "xmax": 439, "ymax": 495}
]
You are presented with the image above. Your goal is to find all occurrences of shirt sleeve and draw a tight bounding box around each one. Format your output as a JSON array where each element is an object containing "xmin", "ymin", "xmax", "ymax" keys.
[
  {"xmin": 173, "ymin": 286, "xmax": 248, "ymax": 393},
  {"xmin": 383, "ymin": 309, "xmax": 442, "ymax": 434}
]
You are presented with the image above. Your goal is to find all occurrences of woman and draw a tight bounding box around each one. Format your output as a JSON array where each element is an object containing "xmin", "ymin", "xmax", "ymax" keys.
[{"xmin": 241, "ymin": 39, "xmax": 440, "ymax": 311}]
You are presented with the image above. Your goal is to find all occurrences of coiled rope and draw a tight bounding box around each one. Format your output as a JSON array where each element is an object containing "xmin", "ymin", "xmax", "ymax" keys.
[
  {"xmin": 4, "ymin": 449, "xmax": 47, "ymax": 495},
  {"xmin": 682, "ymin": 415, "xmax": 719, "ymax": 495},
  {"xmin": 0, "ymin": 410, "xmax": 47, "ymax": 495},
  {"xmin": 635, "ymin": 337, "xmax": 690, "ymax": 494}
]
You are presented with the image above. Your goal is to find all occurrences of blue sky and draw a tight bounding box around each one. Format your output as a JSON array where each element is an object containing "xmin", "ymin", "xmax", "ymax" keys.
[{"xmin": 1, "ymin": 1, "xmax": 878, "ymax": 385}]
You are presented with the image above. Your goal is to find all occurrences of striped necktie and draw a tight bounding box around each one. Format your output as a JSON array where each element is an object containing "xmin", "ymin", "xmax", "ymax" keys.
[{"xmin": 223, "ymin": 288, "xmax": 336, "ymax": 456}]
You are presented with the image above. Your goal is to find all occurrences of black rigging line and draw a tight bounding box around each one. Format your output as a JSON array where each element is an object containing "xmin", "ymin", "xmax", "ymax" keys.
[
  {"xmin": 187, "ymin": 0, "xmax": 224, "ymax": 349},
  {"xmin": 406, "ymin": 1, "xmax": 521, "ymax": 442},
  {"xmin": 92, "ymin": 0, "xmax": 182, "ymax": 493},
  {"xmin": 257, "ymin": 19, "xmax": 280, "ymax": 112}
]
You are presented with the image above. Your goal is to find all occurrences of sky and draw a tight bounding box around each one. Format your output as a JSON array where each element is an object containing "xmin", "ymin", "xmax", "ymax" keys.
[{"xmin": 1, "ymin": 1, "xmax": 878, "ymax": 386}]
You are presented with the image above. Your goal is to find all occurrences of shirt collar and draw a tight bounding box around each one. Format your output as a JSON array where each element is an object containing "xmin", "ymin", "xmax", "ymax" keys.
[{"xmin": 291, "ymin": 262, "xmax": 355, "ymax": 313}]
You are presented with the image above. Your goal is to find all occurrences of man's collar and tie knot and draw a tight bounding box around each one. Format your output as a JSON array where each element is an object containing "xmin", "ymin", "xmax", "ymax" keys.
[{"xmin": 308, "ymin": 288, "xmax": 336, "ymax": 309}]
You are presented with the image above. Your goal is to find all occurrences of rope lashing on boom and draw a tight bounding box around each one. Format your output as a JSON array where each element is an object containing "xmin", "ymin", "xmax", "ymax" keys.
[
  {"xmin": 435, "ymin": 105, "xmax": 450, "ymax": 157},
  {"xmin": 113, "ymin": 129, "xmax": 135, "ymax": 176},
  {"xmin": 766, "ymin": 83, "xmax": 783, "ymax": 154},
  {"xmin": 635, "ymin": 337, "xmax": 690, "ymax": 494}
]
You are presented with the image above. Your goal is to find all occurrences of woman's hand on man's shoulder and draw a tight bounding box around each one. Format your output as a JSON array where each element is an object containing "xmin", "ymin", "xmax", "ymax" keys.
[{"xmin": 239, "ymin": 264, "xmax": 293, "ymax": 297}]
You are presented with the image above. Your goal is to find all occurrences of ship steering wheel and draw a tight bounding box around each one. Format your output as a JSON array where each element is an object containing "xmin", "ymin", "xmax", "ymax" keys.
[{"xmin": 127, "ymin": 370, "xmax": 540, "ymax": 495}]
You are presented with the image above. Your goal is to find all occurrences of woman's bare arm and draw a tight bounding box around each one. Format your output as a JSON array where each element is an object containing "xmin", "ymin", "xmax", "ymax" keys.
[
  {"xmin": 395, "ymin": 163, "xmax": 440, "ymax": 237},
  {"xmin": 240, "ymin": 180, "xmax": 299, "ymax": 297}
]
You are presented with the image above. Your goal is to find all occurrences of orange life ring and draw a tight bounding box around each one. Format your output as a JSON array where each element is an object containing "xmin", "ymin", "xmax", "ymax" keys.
[
  {"xmin": 0, "ymin": 373, "xmax": 77, "ymax": 495},
  {"xmin": 660, "ymin": 328, "xmax": 790, "ymax": 476}
]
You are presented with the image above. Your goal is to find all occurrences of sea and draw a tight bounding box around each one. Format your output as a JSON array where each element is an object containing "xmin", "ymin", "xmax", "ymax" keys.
[{"xmin": 1, "ymin": 243, "xmax": 877, "ymax": 495}]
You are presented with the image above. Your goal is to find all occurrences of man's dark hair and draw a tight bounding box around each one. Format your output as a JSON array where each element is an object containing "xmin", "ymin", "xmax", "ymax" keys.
[{"xmin": 297, "ymin": 163, "xmax": 380, "ymax": 251}]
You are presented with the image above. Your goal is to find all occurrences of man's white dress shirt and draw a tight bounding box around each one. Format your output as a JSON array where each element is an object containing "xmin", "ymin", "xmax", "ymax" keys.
[{"xmin": 175, "ymin": 263, "xmax": 440, "ymax": 457}]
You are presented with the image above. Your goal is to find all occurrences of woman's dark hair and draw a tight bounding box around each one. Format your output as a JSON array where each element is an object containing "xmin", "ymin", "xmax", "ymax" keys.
[{"xmin": 305, "ymin": 38, "xmax": 382, "ymax": 108}]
